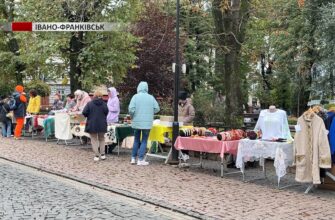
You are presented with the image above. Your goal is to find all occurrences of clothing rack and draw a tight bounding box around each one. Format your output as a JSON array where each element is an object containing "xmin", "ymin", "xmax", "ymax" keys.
[{"xmin": 326, "ymin": 171, "xmax": 335, "ymax": 181}]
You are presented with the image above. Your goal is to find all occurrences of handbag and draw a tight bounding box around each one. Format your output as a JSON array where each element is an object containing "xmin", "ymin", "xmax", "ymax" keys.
[{"xmin": 6, "ymin": 111, "xmax": 13, "ymax": 119}]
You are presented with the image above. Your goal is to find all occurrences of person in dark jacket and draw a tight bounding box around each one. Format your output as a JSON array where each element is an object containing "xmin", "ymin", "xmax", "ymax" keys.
[
  {"xmin": 82, "ymin": 91, "xmax": 108, "ymax": 161},
  {"xmin": 13, "ymin": 85, "xmax": 27, "ymax": 140},
  {"xmin": 0, "ymin": 96, "xmax": 12, "ymax": 137}
]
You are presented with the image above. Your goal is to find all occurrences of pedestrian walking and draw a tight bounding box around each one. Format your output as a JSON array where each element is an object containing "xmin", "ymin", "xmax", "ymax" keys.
[
  {"xmin": 82, "ymin": 91, "xmax": 108, "ymax": 161},
  {"xmin": 128, "ymin": 81, "xmax": 160, "ymax": 166}
]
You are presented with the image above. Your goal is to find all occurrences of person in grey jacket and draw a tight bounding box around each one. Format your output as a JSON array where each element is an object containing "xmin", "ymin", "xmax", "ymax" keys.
[{"xmin": 128, "ymin": 81, "xmax": 160, "ymax": 166}]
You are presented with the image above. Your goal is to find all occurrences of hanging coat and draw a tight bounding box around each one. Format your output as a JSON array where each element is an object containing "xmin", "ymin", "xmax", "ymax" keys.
[{"xmin": 294, "ymin": 112, "xmax": 332, "ymax": 184}]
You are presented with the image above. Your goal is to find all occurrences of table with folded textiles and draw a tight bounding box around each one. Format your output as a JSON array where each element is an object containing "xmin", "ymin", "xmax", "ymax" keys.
[
  {"xmin": 36, "ymin": 116, "xmax": 55, "ymax": 140},
  {"xmin": 24, "ymin": 115, "xmax": 54, "ymax": 140},
  {"xmin": 71, "ymin": 123, "xmax": 133, "ymax": 155},
  {"xmin": 175, "ymin": 136, "xmax": 242, "ymax": 177},
  {"xmin": 235, "ymin": 139, "xmax": 294, "ymax": 187}
]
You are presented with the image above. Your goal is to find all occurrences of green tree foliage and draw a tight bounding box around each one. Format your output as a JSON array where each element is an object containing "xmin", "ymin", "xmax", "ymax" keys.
[
  {"xmin": 244, "ymin": 0, "xmax": 334, "ymax": 116},
  {"xmin": 0, "ymin": 0, "xmax": 142, "ymax": 93},
  {"xmin": 25, "ymin": 80, "xmax": 50, "ymax": 97}
]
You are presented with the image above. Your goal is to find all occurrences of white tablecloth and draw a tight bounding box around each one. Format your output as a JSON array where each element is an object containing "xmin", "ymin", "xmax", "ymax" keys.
[
  {"xmin": 55, "ymin": 113, "xmax": 73, "ymax": 140},
  {"xmin": 71, "ymin": 125, "xmax": 118, "ymax": 144},
  {"xmin": 236, "ymin": 139, "xmax": 294, "ymax": 179}
]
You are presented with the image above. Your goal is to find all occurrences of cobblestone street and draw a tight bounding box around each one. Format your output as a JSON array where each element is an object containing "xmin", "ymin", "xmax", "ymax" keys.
[
  {"xmin": 0, "ymin": 159, "xmax": 193, "ymax": 220},
  {"xmin": 1, "ymin": 137, "xmax": 335, "ymax": 219}
]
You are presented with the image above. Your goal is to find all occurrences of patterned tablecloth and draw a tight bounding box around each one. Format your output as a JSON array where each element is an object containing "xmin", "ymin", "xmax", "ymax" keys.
[
  {"xmin": 175, "ymin": 136, "xmax": 239, "ymax": 158},
  {"xmin": 235, "ymin": 139, "xmax": 294, "ymax": 179},
  {"xmin": 71, "ymin": 124, "xmax": 133, "ymax": 144}
]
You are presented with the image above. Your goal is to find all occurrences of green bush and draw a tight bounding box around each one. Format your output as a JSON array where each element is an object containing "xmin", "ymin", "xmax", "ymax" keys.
[
  {"xmin": 192, "ymin": 88, "xmax": 226, "ymax": 126},
  {"xmin": 25, "ymin": 80, "xmax": 50, "ymax": 97}
]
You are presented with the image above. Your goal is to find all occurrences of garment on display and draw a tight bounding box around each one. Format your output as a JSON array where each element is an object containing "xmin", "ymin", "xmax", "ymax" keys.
[
  {"xmin": 254, "ymin": 107, "xmax": 292, "ymax": 141},
  {"xmin": 294, "ymin": 110, "xmax": 332, "ymax": 184}
]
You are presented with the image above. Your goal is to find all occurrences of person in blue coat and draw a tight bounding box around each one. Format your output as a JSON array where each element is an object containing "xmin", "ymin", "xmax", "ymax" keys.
[{"xmin": 128, "ymin": 81, "xmax": 160, "ymax": 165}]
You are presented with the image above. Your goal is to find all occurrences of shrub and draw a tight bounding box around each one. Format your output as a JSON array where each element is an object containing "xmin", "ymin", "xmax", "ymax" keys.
[{"xmin": 25, "ymin": 80, "xmax": 50, "ymax": 97}]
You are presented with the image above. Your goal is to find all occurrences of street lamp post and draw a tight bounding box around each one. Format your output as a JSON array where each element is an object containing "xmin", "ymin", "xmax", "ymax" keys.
[{"xmin": 171, "ymin": 0, "xmax": 181, "ymax": 163}]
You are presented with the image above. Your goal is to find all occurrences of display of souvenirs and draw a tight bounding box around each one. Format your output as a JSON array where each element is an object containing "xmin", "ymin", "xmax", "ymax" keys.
[
  {"xmin": 246, "ymin": 130, "xmax": 260, "ymax": 140},
  {"xmin": 179, "ymin": 127, "xmax": 217, "ymax": 137},
  {"xmin": 217, "ymin": 129, "xmax": 246, "ymax": 141}
]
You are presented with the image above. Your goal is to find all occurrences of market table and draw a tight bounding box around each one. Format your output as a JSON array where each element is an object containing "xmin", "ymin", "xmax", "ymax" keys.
[
  {"xmin": 37, "ymin": 116, "xmax": 55, "ymax": 141},
  {"xmin": 71, "ymin": 124, "xmax": 133, "ymax": 155},
  {"xmin": 235, "ymin": 139, "xmax": 294, "ymax": 187},
  {"xmin": 145, "ymin": 124, "xmax": 193, "ymax": 163},
  {"xmin": 175, "ymin": 136, "xmax": 241, "ymax": 177}
]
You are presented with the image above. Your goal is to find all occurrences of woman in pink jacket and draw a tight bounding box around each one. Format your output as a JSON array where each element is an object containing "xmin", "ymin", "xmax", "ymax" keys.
[
  {"xmin": 71, "ymin": 90, "xmax": 91, "ymax": 112},
  {"xmin": 106, "ymin": 87, "xmax": 120, "ymax": 124}
]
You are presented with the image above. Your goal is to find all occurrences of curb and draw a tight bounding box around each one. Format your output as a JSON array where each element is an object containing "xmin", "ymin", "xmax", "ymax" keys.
[{"xmin": 0, "ymin": 156, "xmax": 207, "ymax": 220}]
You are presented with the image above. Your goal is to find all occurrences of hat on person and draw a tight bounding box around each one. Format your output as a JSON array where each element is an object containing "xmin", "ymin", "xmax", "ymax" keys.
[
  {"xmin": 15, "ymin": 85, "xmax": 24, "ymax": 93},
  {"xmin": 178, "ymin": 91, "xmax": 187, "ymax": 101}
]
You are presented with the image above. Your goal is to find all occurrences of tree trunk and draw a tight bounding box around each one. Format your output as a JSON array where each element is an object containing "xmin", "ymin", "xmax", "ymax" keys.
[
  {"xmin": 212, "ymin": 0, "xmax": 250, "ymax": 128},
  {"xmin": 69, "ymin": 33, "xmax": 84, "ymax": 92}
]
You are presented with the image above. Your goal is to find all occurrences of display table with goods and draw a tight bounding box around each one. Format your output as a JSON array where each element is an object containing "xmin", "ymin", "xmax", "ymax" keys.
[
  {"xmin": 236, "ymin": 139, "xmax": 294, "ymax": 188},
  {"xmin": 71, "ymin": 123, "xmax": 133, "ymax": 155},
  {"xmin": 24, "ymin": 115, "xmax": 50, "ymax": 139},
  {"xmin": 37, "ymin": 115, "xmax": 55, "ymax": 141},
  {"xmin": 175, "ymin": 136, "xmax": 241, "ymax": 177},
  {"xmin": 145, "ymin": 116, "xmax": 193, "ymax": 163},
  {"xmin": 236, "ymin": 107, "xmax": 295, "ymax": 188},
  {"xmin": 54, "ymin": 112, "xmax": 86, "ymax": 145}
]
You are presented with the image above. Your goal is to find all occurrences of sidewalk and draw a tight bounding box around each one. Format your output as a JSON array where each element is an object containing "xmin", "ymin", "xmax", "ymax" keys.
[{"xmin": 1, "ymin": 137, "xmax": 335, "ymax": 219}]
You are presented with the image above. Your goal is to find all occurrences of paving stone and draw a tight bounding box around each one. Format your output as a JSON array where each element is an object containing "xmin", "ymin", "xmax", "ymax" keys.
[
  {"xmin": 1, "ymin": 137, "xmax": 335, "ymax": 219},
  {"xmin": 0, "ymin": 162, "xmax": 183, "ymax": 219}
]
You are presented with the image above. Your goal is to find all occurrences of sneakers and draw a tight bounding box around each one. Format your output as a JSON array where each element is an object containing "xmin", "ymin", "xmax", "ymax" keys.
[
  {"xmin": 100, "ymin": 155, "xmax": 106, "ymax": 160},
  {"xmin": 94, "ymin": 156, "xmax": 100, "ymax": 161},
  {"xmin": 130, "ymin": 158, "xmax": 136, "ymax": 165},
  {"xmin": 179, "ymin": 154, "xmax": 190, "ymax": 162},
  {"xmin": 137, "ymin": 160, "xmax": 149, "ymax": 166}
]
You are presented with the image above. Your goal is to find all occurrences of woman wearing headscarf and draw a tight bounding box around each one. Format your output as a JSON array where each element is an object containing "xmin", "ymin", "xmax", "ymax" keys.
[
  {"xmin": 71, "ymin": 89, "xmax": 91, "ymax": 112},
  {"xmin": 107, "ymin": 87, "xmax": 120, "ymax": 124}
]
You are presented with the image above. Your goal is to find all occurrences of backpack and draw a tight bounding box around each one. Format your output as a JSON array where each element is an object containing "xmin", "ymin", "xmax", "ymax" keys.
[{"xmin": 7, "ymin": 97, "xmax": 17, "ymax": 110}]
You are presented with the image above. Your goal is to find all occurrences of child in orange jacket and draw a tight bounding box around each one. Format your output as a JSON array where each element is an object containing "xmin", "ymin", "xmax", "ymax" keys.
[{"xmin": 13, "ymin": 85, "xmax": 27, "ymax": 139}]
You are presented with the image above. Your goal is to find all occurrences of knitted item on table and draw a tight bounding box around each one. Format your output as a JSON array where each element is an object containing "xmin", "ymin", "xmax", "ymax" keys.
[
  {"xmin": 217, "ymin": 129, "xmax": 245, "ymax": 141},
  {"xmin": 179, "ymin": 127, "xmax": 207, "ymax": 137},
  {"xmin": 179, "ymin": 128, "xmax": 193, "ymax": 137},
  {"xmin": 246, "ymin": 130, "xmax": 258, "ymax": 140},
  {"xmin": 207, "ymin": 127, "xmax": 218, "ymax": 135}
]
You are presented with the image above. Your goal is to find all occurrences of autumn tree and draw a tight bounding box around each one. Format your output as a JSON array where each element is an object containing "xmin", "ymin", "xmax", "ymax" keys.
[
  {"xmin": 118, "ymin": 4, "xmax": 179, "ymax": 99},
  {"xmin": 212, "ymin": 0, "xmax": 251, "ymax": 127}
]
